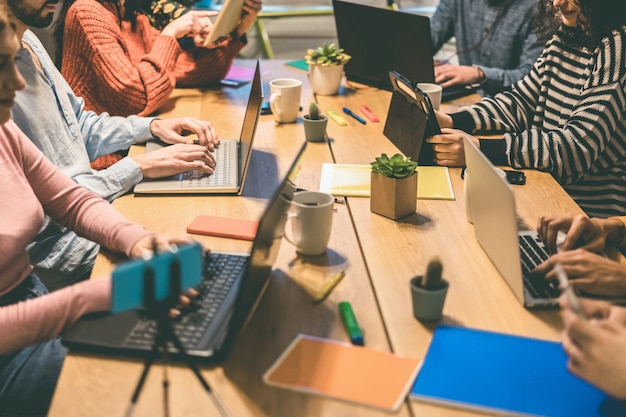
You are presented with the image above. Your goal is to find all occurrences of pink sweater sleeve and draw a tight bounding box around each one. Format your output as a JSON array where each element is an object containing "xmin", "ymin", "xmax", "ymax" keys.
[{"xmin": 0, "ymin": 278, "xmax": 110, "ymax": 355}]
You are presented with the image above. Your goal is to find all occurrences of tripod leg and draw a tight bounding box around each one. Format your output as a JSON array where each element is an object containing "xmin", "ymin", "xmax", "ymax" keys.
[
  {"xmin": 162, "ymin": 321, "xmax": 233, "ymax": 417},
  {"xmin": 125, "ymin": 347, "xmax": 159, "ymax": 417}
]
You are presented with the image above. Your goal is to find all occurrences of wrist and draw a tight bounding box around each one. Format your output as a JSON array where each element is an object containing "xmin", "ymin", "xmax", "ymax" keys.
[
  {"xmin": 472, "ymin": 65, "xmax": 486, "ymax": 84},
  {"xmin": 605, "ymin": 217, "xmax": 626, "ymax": 246}
]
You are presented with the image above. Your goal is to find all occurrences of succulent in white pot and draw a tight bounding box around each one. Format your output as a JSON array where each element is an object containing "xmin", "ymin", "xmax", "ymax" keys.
[{"xmin": 305, "ymin": 43, "xmax": 351, "ymax": 96}]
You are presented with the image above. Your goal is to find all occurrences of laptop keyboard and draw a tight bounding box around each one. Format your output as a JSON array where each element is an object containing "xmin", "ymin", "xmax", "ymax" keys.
[
  {"xmin": 123, "ymin": 252, "xmax": 248, "ymax": 352},
  {"xmin": 518, "ymin": 234, "xmax": 559, "ymax": 299},
  {"xmin": 181, "ymin": 142, "xmax": 234, "ymax": 187}
]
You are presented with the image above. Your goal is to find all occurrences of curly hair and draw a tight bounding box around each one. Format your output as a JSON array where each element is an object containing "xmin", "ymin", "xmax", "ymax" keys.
[{"xmin": 535, "ymin": 0, "xmax": 626, "ymax": 46}]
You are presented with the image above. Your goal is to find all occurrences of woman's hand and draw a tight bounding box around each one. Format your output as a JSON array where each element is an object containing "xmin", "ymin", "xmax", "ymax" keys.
[{"xmin": 129, "ymin": 234, "xmax": 194, "ymax": 259}]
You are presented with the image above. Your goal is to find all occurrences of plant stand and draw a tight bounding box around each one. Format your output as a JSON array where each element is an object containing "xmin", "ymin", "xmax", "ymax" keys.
[{"xmin": 370, "ymin": 171, "xmax": 417, "ymax": 220}]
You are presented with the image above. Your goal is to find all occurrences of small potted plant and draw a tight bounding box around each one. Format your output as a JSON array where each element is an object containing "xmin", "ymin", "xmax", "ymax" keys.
[
  {"xmin": 370, "ymin": 153, "xmax": 418, "ymax": 220},
  {"xmin": 305, "ymin": 43, "xmax": 351, "ymax": 96},
  {"xmin": 410, "ymin": 257, "xmax": 449, "ymax": 322},
  {"xmin": 302, "ymin": 102, "xmax": 328, "ymax": 142}
]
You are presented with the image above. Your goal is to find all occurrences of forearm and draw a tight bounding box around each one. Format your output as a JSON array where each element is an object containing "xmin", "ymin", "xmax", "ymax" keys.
[{"xmin": 0, "ymin": 278, "xmax": 110, "ymax": 355}]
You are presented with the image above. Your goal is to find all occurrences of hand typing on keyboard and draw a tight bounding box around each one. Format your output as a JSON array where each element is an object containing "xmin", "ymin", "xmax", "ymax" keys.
[{"xmin": 133, "ymin": 143, "xmax": 216, "ymax": 178}]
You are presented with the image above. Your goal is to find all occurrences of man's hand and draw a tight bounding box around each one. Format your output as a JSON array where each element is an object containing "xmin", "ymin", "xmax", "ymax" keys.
[
  {"xmin": 161, "ymin": 10, "xmax": 218, "ymax": 39},
  {"xmin": 132, "ymin": 143, "xmax": 217, "ymax": 178},
  {"xmin": 150, "ymin": 117, "xmax": 219, "ymax": 150},
  {"xmin": 435, "ymin": 63, "xmax": 484, "ymax": 89},
  {"xmin": 533, "ymin": 249, "xmax": 626, "ymax": 297},
  {"xmin": 237, "ymin": 0, "xmax": 263, "ymax": 38},
  {"xmin": 426, "ymin": 128, "xmax": 478, "ymax": 166}
]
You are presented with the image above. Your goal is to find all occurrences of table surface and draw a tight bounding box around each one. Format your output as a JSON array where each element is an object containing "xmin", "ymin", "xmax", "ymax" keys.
[{"xmin": 48, "ymin": 60, "xmax": 584, "ymax": 417}]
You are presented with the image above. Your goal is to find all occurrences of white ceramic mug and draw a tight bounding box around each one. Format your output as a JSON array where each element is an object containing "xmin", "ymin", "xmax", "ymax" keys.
[
  {"xmin": 284, "ymin": 191, "xmax": 334, "ymax": 255},
  {"xmin": 417, "ymin": 82, "xmax": 443, "ymax": 111},
  {"xmin": 269, "ymin": 78, "xmax": 302, "ymax": 123}
]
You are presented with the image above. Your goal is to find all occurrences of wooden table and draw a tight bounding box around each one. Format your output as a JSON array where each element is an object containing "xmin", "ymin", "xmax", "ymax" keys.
[{"xmin": 49, "ymin": 60, "xmax": 584, "ymax": 417}]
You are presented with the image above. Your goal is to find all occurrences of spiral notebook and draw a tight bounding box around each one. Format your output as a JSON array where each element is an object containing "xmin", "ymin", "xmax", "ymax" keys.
[{"xmin": 411, "ymin": 325, "xmax": 624, "ymax": 417}]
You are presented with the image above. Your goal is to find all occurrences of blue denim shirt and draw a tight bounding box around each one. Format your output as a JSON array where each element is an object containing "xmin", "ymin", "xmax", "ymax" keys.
[
  {"xmin": 12, "ymin": 31, "xmax": 155, "ymax": 285},
  {"xmin": 430, "ymin": 0, "xmax": 545, "ymax": 96}
]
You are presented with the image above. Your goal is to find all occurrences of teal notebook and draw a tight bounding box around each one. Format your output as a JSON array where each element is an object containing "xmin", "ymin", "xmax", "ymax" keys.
[
  {"xmin": 285, "ymin": 59, "xmax": 308, "ymax": 73},
  {"xmin": 411, "ymin": 325, "xmax": 624, "ymax": 417}
]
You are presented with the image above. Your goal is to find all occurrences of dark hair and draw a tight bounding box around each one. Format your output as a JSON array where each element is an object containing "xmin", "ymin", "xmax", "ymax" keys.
[
  {"xmin": 53, "ymin": 0, "xmax": 140, "ymax": 68},
  {"xmin": 535, "ymin": 0, "xmax": 626, "ymax": 47}
]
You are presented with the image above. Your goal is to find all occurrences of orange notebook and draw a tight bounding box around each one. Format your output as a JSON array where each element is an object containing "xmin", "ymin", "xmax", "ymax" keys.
[
  {"xmin": 186, "ymin": 215, "xmax": 258, "ymax": 241},
  {"xmin": 263, "ymin": 334, "xmax": 420, "ymax": 411}
]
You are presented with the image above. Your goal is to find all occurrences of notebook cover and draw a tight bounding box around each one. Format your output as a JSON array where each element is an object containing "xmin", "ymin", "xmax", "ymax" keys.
[
  {"xmin": 319, "ymin": 163, "xmax": 455, "ymax": 200},
  {"xmin": 264, "ymin": 334, "xmax": 420, "ymax": 411},
  {"xmin": 187, "ymin": 215, "xmax": 258, "ymax": 241},
  {"xmin": 411, "ymin": 325, "xmax": 623, "ymax": 417},
  {"xmin": 285, "ymin": 59, "xmax": 309, "ymax": 73}
]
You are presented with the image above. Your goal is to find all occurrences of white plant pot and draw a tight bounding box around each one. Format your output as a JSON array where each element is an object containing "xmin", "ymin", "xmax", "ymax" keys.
[{"xmin": 309, "ymin": 64, "xmax": 344, "ymax": 96}]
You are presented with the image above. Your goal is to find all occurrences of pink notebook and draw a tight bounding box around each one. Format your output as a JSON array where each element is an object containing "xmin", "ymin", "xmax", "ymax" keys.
[{"xmin": 187, "ymin": 215, "xmax": 258, "ymax": 241}]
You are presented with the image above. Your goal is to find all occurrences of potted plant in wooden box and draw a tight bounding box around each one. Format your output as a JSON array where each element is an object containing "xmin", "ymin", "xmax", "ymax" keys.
[
  {"xmin": 370, "ymin": 153, "xmax": 418, "ymax": 220},
  {"xmin": 305, "ymin": 43, "xmax": 351, "ymax": 96}
]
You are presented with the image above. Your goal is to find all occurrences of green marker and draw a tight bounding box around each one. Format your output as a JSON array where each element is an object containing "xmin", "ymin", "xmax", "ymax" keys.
[{"xmin": 339, "ymin": 301, "xmax": 364, "ymax": 346}]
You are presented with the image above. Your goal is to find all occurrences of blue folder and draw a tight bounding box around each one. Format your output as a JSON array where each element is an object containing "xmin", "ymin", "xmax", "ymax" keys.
[{"xmin": 411, "ymin": 325, "xmax": 625, "ymax": 417}]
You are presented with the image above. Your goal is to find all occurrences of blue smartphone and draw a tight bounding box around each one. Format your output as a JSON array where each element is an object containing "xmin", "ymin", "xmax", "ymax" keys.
[{"xmin": 110, "ymin": 242, "xmax": 203, "ymax": 314}]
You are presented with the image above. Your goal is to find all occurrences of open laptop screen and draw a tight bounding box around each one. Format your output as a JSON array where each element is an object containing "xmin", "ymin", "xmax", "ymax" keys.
[
  {"xmin": 238, "ymin": 60, "xmax": 263, "ymax": 186},
  {"xmin": 332, "ymin": 0, "xmax": 435, "ymax": 91}
]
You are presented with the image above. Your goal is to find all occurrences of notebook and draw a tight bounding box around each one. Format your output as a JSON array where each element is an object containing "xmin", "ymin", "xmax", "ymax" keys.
[
  {"xmin": 463, "ymin": 137, "xmax": 559, "ymax": 308},
  {"xmin": 319, "ymin": 163, "xmax": 455, "ymax": 201},
  {"xmin": 332, "ymin": 0, "xmax": 478, "ymax": 101},
  {"xmin": 410, "ymin": 325, "xmax": 623, "ymax": 417},
  {"xmin": 264, "ymin": 334, "xmax": 420, "ymax": 412},
  {"xmin": 202, "ymin": 0, "xmax": 244, "ymax": 46},
  {"xmin": 62, "ymin": 142, "xmax": 308, "ymax": 361},
  {"xmin": 133, "ymin": 59, "xmax": 262, "ymax": 195}
]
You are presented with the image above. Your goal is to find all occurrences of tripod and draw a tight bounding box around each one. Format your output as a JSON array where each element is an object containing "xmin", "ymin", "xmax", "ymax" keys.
[{"xmin": 124, "ymin": 248, "xmax": 232, "ymax": 417}]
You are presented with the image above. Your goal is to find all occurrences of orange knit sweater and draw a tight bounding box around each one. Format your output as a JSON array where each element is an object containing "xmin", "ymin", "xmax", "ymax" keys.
[{"xmin": 61, "ymin": 0, "xmax": 246, "ymax": 117}]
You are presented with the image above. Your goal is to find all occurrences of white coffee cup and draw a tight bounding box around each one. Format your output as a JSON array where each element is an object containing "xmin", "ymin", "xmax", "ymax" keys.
[
  {"xmin": 464, "ymin": 168, "xmax": 506, "ymax": 224},
  {"xmin": 269, "ymin": 78, "xmax": 302, "ymax": 123},
  {"xmin": 417, "ymin": 82, "xmax": 443, "ymax": 111},
  {"xmin": 284, "ymin": 191, "xmax": 334, "ymax": 255}
]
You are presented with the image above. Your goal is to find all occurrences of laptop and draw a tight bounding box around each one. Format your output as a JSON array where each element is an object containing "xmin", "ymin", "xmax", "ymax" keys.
[
  {"xmin": 133, "ymin": 59, "xmax": 263, "ymax": 195},
  {"xmin": 63, "ymin": 142, "xmax": 308, "ymax": 361},
  {"xmin": 332, "ymin": 0, "xmax": 478, "ymax": 101},
  {"xmin": 463, "ymin": 137, "xmax": 560, "ymax": 309}
]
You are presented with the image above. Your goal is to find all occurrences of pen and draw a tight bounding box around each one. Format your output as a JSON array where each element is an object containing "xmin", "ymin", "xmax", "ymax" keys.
[
  {"xmin": 327, "ymin": 109, "xmax": 348, "ymax": 126},
  {"xmin": 338, "ymin": 301, "xmax": 364, "ymax": 346},
  {"xmin": 359, "ymin": 105, "xmax": 379, "ymax": 122},
  {"xmin": 342, "ymin": 107, "xmax": 366, "ymax": 124},
  {"xmin": 313, "ymin": 270, "xmax": 346, "ymax": 304}
]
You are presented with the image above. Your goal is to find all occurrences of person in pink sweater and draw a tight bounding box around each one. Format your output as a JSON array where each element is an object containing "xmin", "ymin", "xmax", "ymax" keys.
[
  {"xmin": 0, "ymin": 7, "xmax": 194, "ymax": 416},
  {"xmin": 58, "ymin": 0, "xmax": 263, "ymax": 117}
]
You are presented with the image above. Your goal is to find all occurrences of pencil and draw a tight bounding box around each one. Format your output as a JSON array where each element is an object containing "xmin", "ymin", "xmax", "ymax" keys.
[{"xmin": 313, "ymin": 270, "xmax": 346, "ymax": 304}]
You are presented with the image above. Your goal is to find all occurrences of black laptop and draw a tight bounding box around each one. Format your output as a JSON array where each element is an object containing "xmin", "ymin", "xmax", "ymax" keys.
[
  {"xmin": 332, "ymin": 0, "xmax": 477, "ymax": 101},
  {"xmin": 62, "ymin": 143, "xmax": 308, "ymax": 362}
]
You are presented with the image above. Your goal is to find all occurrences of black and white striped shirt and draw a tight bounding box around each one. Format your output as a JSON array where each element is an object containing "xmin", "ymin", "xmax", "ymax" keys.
[{"xmin": 452, "ymin": 26, "xmax": 626, "ymax": 218}]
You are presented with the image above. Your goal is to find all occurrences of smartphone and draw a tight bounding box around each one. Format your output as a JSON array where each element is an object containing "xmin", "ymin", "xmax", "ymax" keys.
[
  {"xmin": 504, "ymin": 170, "xmax": 526, "ymax": 185},
  {"xmin": 555, "ymin": 264, "xmax": 587, "ymax": 317},
  {"xmin": 261, "ymin": 102, "xmax": 302, "ymax": 116}
]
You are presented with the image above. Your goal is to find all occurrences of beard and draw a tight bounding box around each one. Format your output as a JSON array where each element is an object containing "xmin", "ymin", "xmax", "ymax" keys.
[
  {"xmin": 486, "ymin": 0, "xmax": 506, "ymax": 6},
  {"xmin": 8, "ymin": 0, "xmax": 58, "ymax": 28}
]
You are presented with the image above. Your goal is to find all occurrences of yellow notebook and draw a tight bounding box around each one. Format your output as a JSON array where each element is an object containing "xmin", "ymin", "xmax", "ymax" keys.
[
  {"xmin": 263, "ymin": 334, "xmax": 420, "ymax": 411},
  {"xmin": 319, "ymin": 163, "xmax": 455, "ymax": 200}
]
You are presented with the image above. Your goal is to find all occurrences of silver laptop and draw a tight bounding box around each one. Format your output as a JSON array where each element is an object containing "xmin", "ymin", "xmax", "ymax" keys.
[
  {"xmin": 463, "ymin": 137, "xmax": 560, "ymax": 309},
  {"xmin": 133, "ymin": 60, "xmax": 262, "ymax": 195},
  {"xmin": 62, "ymin": 142, "xmax": 308, "ymax": 361}
]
